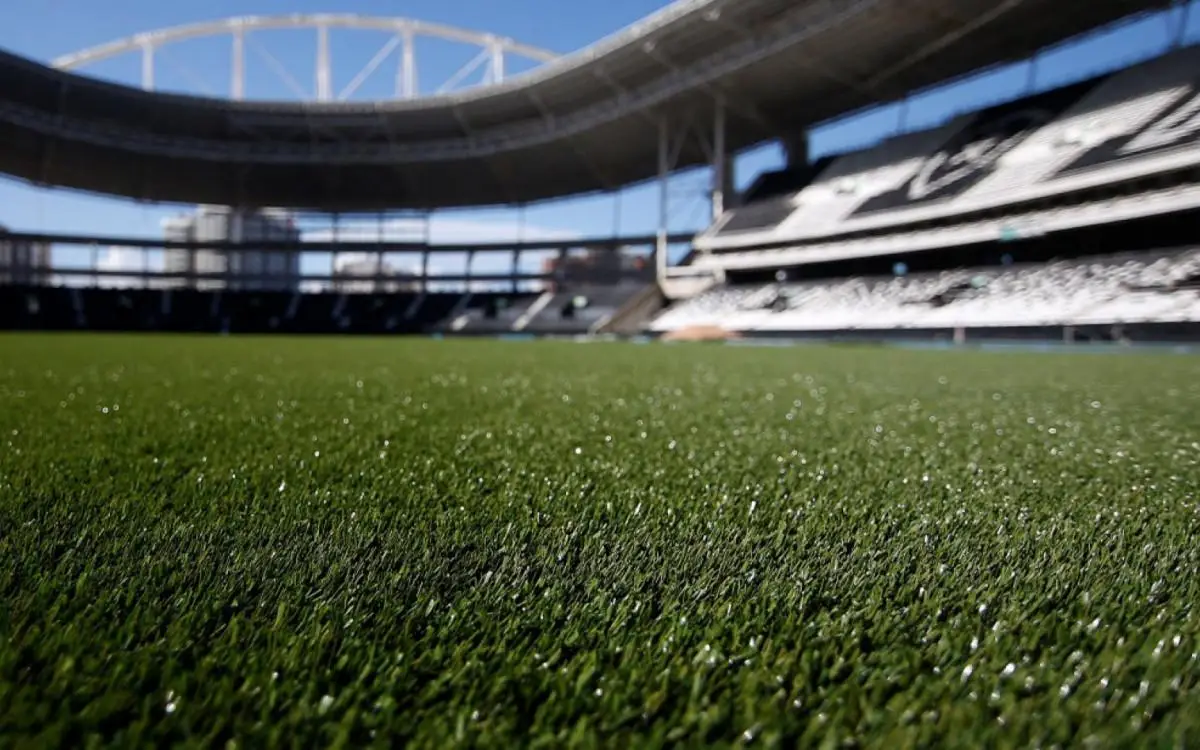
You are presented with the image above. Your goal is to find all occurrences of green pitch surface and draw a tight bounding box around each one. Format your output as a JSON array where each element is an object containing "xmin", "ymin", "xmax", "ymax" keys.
[{"xmin": 3, "ymin": 335, "xmax": 1200, "ymax": 747}]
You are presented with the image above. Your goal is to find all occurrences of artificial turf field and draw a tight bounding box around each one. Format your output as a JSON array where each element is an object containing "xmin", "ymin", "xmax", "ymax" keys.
[{"xmin": 2, "ymin": 334, "xmax": 1200, "ymax": 748}]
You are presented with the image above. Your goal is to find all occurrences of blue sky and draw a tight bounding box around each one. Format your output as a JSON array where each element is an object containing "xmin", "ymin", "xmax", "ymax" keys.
[{"xmin": 1, "ymin": 0, "xmax": 1199, "ymax": 279}]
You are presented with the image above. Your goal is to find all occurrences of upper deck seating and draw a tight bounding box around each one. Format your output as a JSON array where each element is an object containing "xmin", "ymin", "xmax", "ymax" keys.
[{"xmin": 696, "ymin": 46, "xmax": 1200, "ymax": 254}]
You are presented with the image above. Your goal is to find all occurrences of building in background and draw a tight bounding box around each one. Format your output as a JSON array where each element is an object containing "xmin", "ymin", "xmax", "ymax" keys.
[
  {"xmin": 95, "ymin": 246, "xmax": 173, "ymax": 289},
  {"xmin": 0, "ymin": 224, "xmax": 52, "ymax": 285},
  {"xmin": 541, "ymin": 246, "xmax": 653, "ymax": 289},
  {"xmin": 162, "ymin": 206, "xmax": 301, "ymax": 290},
  {"xmin": 331, "ymin": 254, "xmax": 420, "ymax": 293}
]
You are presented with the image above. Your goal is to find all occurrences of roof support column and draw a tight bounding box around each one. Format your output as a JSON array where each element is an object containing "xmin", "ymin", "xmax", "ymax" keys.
[
  {"xmin": 375, "ymin": 211, "xmax": 385, "ymax": 294},
  {"xmin": 229, "ymin": 209, "xmax": 244, "ymax": 291},
  {"xmin": 513, "ymin": 203, "xmax": 525, "ymax": 294},
  {"xmin": 710, "ymin": 96, "xmax": 728, "ymax": 222},
  {"xmin": 420, "ymin": 211, "xmax": 431, "ymax": 294},
  {"xmin": 330, "ymin": 212, "xmax": 340, "ymax": 294},
  {"xmin": 656, "ymin": 117, "xmax": 670, "ymax": 285},
  {"xmin": 782, "ymin": 132, "xmax": 809, "ymax": 168}
]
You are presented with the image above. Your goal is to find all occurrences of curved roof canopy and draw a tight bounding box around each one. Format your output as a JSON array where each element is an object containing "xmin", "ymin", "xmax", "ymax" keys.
[{"xmin": 0, "ymin": 0, "xmax": 1164, "ymax": 210}]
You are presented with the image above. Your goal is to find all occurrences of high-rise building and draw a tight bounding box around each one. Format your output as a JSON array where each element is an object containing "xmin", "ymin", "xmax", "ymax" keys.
[
  {"xmin": 0, "ymin": 224, "xmax": 52, "ymax": 285},
  {"xmin": 162, "ymin": 207, "xmax": 301, "ymax": 290},
  {"xmin": 331, "ymin": 254, "xmax": 420, "ymax": 293}
]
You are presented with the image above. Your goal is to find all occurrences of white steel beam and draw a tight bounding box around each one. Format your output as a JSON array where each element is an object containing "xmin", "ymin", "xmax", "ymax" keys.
[
  {"xmin": 399, "ymin": 29, "xmax": 417, "ymax": 98},
  {"xmin": 316, "ymin": 24, "xmax": 332, "ymax": 102},
  {"xmin": 438, "ymin": 47, "xmax": 491, "ymax": 93},
  {"xmin": 50, "ymin": 15, "xmax": 558, "ymax": 71},
  {"xmin": 231, "ymin": 29, "xmax": 245, "ymax": 100},
  {"xmin": 246, "ymin": 34, "xmax": 309, "ymax": 100},
  {"xmin": 27, "ymin": 0, "xmax": 926, "ymax": 166},
  {"xmin": 490, "ymin": 41, "xmax": 505, "ymax": 84},
  {"xmin": 339, "ymin": 35, "xmax": 402, "ymax": 100},
  {"xmin": 140, "ymin": 43, "xmax": 155, "ymax": 91}
]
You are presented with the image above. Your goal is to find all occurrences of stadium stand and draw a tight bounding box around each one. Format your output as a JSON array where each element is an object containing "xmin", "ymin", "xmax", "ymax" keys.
[
  {"xmin": 652, "ymin": 249, "xmax": 1200, "ymax": 338},
  {"xmin": 0, "ymin": 285, "xmax": 659, "ymax": 337},
  {"xmin": 2, "ymin": 3, "xmax": 1192, "ymax": 344},
  {"xmin": 0, "ymin": 288, "xmax": 518, "ymax": 335},
  {"xmin": 645, "ymin": 42, "xmax": 1200, "ymax": 344},
  {"xmin": 696, "ymin": 45, "xmax": 1200, "ymax": 254}
]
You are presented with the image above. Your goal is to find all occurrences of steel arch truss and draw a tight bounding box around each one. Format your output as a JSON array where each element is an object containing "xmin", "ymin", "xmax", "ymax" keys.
[{"xmin": 49, "ymin": 14, "xmax": 561, "ymax": 101}]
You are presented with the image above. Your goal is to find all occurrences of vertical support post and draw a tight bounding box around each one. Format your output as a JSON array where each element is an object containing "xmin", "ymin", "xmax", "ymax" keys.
[
  {"xmin": 421, "ymin": 210, "xmax": 431, "ymax": 293},
  {"xmin": 511, "ymin": 250, "xmax": 521, "ymax": 294},
  {"xmin": 490, "ymin": 42, "xmax": 504, "ymax": 84},
  {"xmin": 228, "ymin": 209, "xmax": 243, "ymax": 291},
  {"xmin": 375, "ymin": 211, "xmax": 385, "ymax": 294},
  {"xmin": 1026, "ymin": 53, "xmax": 1040, "ymax": 95},
  {"xmin": 141, "ymin": 43, "xmax": 155, "ymax": 91},
  {"xmin": 331, "ymin": 212, "xmax": 340, "ymax": 293},
  {"xmin": 656, "ymin": 117, "xmax": 670, "ymax": 284},
  {"xmin": 466, "ymin": 250, "xmax": 476, "ymax": 293},
  {"xmin": 186, "ymin": 231, "xmax": 196, "ymax": 290},
  {"xmin": 91, "ymin": 243, "xmax": 99, "ymax": 288},
  {"xmin": 556, "ymin": 246, "xmax": 568, "ymax": 292},
  {"xmin": 231, "ymin": 29, "xmax": 245, "ymax": 100},
  {"xmin": 398, "ymin": 29, "xmax": 417, "ymax": 98},
  {"xmin": 316, "ymin": 24, "xmax": 332, "ymax": 102},
  {"xmin": 711, "ymin": 97, "xmax": 727, "ymax": 222}
]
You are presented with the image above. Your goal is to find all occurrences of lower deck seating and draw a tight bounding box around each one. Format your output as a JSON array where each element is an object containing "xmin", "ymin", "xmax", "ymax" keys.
[
  {"xmin": 652, "ymin": 249, "xmax": 1200, "ymax": 332},
  {"xmin": 0, "ymin": 286, "xmax": 637, "ymax": 336},
  {"xmin": 0, "ymin": 288, "xmax": 470, "ymax": 334}
]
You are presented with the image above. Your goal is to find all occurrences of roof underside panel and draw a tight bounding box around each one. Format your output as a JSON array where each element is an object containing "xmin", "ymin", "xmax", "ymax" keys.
[{"xmin": 0, "ymin": 0, "xmax": 1172, "ymax": 209}]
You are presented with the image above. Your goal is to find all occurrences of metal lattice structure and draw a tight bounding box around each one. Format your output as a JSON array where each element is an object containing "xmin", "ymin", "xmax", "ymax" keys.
[{"xmin": 50, "ymin": 15, "xmax": 561, "ymax": 101}]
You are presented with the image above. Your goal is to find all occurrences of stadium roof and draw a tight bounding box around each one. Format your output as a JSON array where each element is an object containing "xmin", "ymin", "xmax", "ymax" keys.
[{"xmin": 0, "ymin": 0, "xmax": 1166, "ymax": 210}]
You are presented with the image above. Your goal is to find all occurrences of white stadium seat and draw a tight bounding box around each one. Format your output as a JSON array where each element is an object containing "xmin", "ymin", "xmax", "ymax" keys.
[{"xmin": 651, "ymin": 249, "xmax": 1200, "ymax": 333}]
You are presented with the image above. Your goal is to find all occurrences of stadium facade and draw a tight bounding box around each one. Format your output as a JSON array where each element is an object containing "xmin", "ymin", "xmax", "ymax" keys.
[{"xmin": 2, "ymin": 0, "xmax": 1199, "ymax": 342}]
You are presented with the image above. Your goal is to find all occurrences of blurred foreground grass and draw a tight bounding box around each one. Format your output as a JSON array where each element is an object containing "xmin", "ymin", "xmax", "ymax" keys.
[{"xmin": 1, "ymin": 335, "xmax": 1199, "ymax": 747}]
